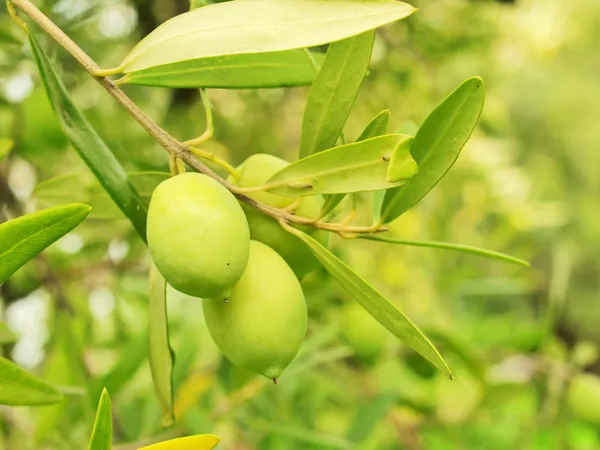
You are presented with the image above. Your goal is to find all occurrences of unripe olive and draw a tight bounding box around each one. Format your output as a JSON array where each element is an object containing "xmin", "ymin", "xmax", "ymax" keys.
[
  {"xmin": 203, "ymin": 240, "xmax": 307, "ymax": 380},
  {"xmin": 340, "ymin": 301, "xmax": 388, "ymax": 364},
  {"xmin": 147, "ymin": 173, "xmax": 250, "ymax": 298},
  {"xmin": 568, "ymin": 373, "xmax": 600, "ymax": 424},
  {"xmin": 230, "ymin": 153, "xmax": 328, "ymax": 279}
]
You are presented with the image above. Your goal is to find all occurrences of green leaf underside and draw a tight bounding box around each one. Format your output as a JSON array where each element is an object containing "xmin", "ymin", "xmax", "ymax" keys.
[
  {"xmin": 381, "ymin": 77, "xmax": 485, "ymax": 224},
  {"xmin": 148, "ymin": 262, "xmax": 175, "ymax": 427},
  {"xmin": 35, "ymin": 171, "xmax": 170, "ymax": 220},
  {"xmin": 0, "ymin": 138, "xmax": 14, "ymax": 161},
  {"xmin": 0, "ymin": 204, "xmax": 91, "ymax": 284},
  {"xmin": 120, "ymin": 0, "xmax": 415, "ymax": 73},
  {"xmin": 29, "ymin": 34, "xmax": 149, "ymax": 242},
  {"xmin": 120, "ymin": 50, "xmax": 324, "ymax": 89},
  {"xmin": 0, "ymin": 323, "xmax": 17, "ymax": 345},
  {"xmin": 300, "ymin": 31, "xmax": 375, "ymax": 158},
  {"xmin": 361, "ymin": 234, "xmax": 530, "ymax": 267},
  {"xmin": 0, "ymin": 356, "xmax": 63, "ymax": 406},
  {"xmin": 266, "ymin": 135, "xmax": 417, "ymax": 197},
  {"xmin": 88, "ymin": 389, "xmax": 112, "ymax": 450},
  {"xmin": 289, "ymin": 229, "xmax": 452, "ymax": 378}
]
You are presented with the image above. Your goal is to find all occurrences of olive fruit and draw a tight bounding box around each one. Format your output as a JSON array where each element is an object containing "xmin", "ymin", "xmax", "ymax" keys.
[
  {"xmin": 567, "ymin": 373, "xmax": 600, "ymax": 424},
  {"xmin": 203, "ymin": 240, "xmax": 307, "ymax": 380},
  {"xmin": 230, "ymin": 153, "xmax": 328, "ymax": 279},
  {"xmin": 147, "ymin": 173, "xmax": 250, "ymax": 298},
  {"xmin": 340, "ymin": 301, "xmax": 388, "ymax": 363}
]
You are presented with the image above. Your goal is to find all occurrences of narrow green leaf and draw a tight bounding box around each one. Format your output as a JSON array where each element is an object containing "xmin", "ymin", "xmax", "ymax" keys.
[
  {"xmin": 119, "ymin": 1, "xmax": 415, "ymax": 73},
  {"xmin": 0, "ymin": 138, "xmax": 14, "ymax": 161},
  {"xmin": 300, "ymin": 31, "xmax": 375, "ymax": 158},
  {"xmin": 394, "ymin": 120, "xmax": 419, "ymax": 135},
  {"xmin": 88, "ymin": 388, "xmax": 112, "ymax": 450},
  {"xmin": 29, "ymin": 33, "xmax": 148, "ymax": 241},
  {"xmin": 347, "ymin": 394, "xmax": 396, "ymax": 443},
  {"xmin": 371, "ymin": 190, "xmax": 386, "ymax": 224},
  {"xmin": 0, "ymin": 323, "xmax": 16, "ymax": 345},
  {"xmin": 381, "ymin": 77, "xmax": 484, "ymax": 223},
  {"xmin": 285, "ymin": 228, "xmax": 452, "ymax": 378},
  {"xmin": 360, "ymin": 234, "xmax": 530, "ymax": 267},
  {"xmin": 386, "ymin": 136, "xmax": 415, "ymax": 182},
  {"xmin": 266, "ymin": 135, "xmax": 417, "ymax": 197},
  {"xmin": 35, "ymin": 171, "xmax": 169, "ymax": 220},
  {"xmin": 148, "ymin": 262, "xmax": 175, "ymax": 428},
  {"xmin": 0, "ymin": 356, "xmax": 63, "ymax": 405},
  {"xmin": 138, "ymin": 435, "xmax": 221, "ymax": 450},
  {"xmin": 119, "ymin": 50, "xmax": 324, "ymax": 89},
  {"xmin": 0, "ymin": 204, "xmax": 91, "ymax": 284},
  {"xmin": 319, "ymin": 110, "xmax": 392, "ymax": 218}
]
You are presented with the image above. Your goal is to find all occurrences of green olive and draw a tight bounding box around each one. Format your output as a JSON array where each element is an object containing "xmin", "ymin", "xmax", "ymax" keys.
[
  {"xmin": 231, "ymin": 153, "xmax": 328, "ymax": 279},
  {"xmin": 203, "ymin": 240, "xmax": 307, "ymax": 380},
  {"xmin": 340, "ymin": 301, "xmax": 388, "ymax": 363},
  {"xmin": 147, "ymin": 173, "xmax": 250, "ymax": 298},
  {"xmin": 568, "ymin": 373, "xmax": 600, "ymax": 424}
]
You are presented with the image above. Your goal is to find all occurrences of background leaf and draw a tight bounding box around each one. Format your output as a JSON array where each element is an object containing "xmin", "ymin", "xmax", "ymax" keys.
[
  {"xmin": 360, "ymin": 234, "xmax": 530, "ymax": 267},
  {"xmin": 0, "ymin": 137, "xmax": 13, "ymax": 161},
  {"xmin": 148, "ymin": 262, "xmax": 175, "ymax": 428},
  {"xmin": 138, "ymin": 435, "xmax": 221, "ymax": 450},
  {"xmin": 88, "ymin": 388, "xmax": 112, "ymax": 450},
  {"xmin": 266, "ymin": 135, "xmax": 417, "ymax": 196},
  {"xmin": 119, "ymin": 50, "xmax": 324, "ymax": 89},
  {"xmin": 0, "ymin": 204, "xmax": 91, "ymax": 284},
  {"xmin": 0, "ymin": 323, "xmax": 16, "ymax": 345},
  {"xmin": 120, "ymin": 0, "xmax": 414, "ymax": 73},
  {"xmin": 381, "ymin": 77, "xmax": 484, "ymax": 223},
  {"xmin": 285, "ymin": 228, "xmax": 452, "ymax": 378},
  {"xmin": 0, "ymin": 356, "xmax": 63, "ymax": 405},
  {"xmin": 29, "ymin": 33, "xmax": 149, "ymax": 241},
  {"xmin": 299, "ymin": 31, "xmax": 375, "ymax": 158}
]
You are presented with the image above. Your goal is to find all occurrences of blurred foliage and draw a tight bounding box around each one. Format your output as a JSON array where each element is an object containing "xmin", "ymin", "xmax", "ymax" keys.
[{"xmin": 1, "ymin": 0, "xmax": 600, "ymax": 448}]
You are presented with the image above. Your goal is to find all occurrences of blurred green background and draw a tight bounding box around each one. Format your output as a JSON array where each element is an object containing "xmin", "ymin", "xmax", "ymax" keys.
[{"xmin": 2, "ymin": 0, "xmax": 600, "ymax": 448}]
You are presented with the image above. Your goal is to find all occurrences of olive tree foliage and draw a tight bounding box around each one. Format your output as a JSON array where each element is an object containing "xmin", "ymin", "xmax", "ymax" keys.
[{"xmin": 13, "ymin": 0, "xmax": 600, "ymax": 447}]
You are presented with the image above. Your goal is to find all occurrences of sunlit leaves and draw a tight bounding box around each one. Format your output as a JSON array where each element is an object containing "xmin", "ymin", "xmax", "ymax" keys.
[
  {"xmin": 0, "ymin": 357, "xmax": 63, "ymax": 406},
  {"xmin": 381, "ymin": 77, "xmax": 485, "ymax": 223},
  {"xmin": 148, "ymin": 262, "xmax": 175, "ymax": 427},
  {"xmin": 0, "ymin": 204, "xmax": 91, "ymax": 284},
  {"xmin": 284, "ymin": 227, "xmax": 452, "ymax": 378},
  {"xmin": 266, "ymin": 135, "xmax": 417, "ymax": 197},
  {"xmin": 118, "ymin": 50, "xmax": 325, "ymax": 89},
  {"xmin": 299, "ymin": 31, "xmax": 375, "ymax": 158},
  {"xmin": 29, "ymin": 33, "xmax": 149, "ymax": 241},
  {"xmin": 88, "ymin": 389, "xmax": 112, "ymax": 450},
  {"xmin": 119, "ymin": 0, "xmax": 415, "ymax": 73}
]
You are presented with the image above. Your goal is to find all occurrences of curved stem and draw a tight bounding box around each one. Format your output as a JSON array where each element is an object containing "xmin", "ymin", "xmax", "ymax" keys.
[{"xmin": 8, "ymin": 0, "xmax": 388, "ymax": 237}]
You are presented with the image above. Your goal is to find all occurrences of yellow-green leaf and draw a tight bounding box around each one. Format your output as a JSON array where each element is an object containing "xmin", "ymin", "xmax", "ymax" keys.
[
  {"xmin": 0, "ymin": 138, "xmax": 14, "ymax": 161},
  {"xmin": 0, "ymin": 356, "xmax": 63, "ymax": 405},
  {"xmin": 148, "ymin": 262, "xmax": 175, "ymax": 427},
  {"xmin": 0, "ymin": 204, "xmax": 91, "ymax": 284},
  {"xmin": 386, "ymin": 136, "xmax": 415, "ymax": 182},
  {"xmin": 266, "ymin": 135, "xmax": 417, "ymax": 197},
  {"xmin": 0, "ymin": 323, "xmax": 16, "ymax": 345},
  {"xmin": 138, "ymin": 435, "xmax": 221, "ymax": 450},
  {"xmin": 118, "ymin": 0, "xmax": 415, "ymax": 73},
  {"xmin": 88, "ymin": 388, "xmax": 112, "ymax": 450}
]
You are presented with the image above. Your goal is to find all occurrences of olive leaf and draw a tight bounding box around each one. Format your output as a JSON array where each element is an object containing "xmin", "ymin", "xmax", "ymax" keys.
[
  {"xmin": 29, "ymin": 33, "xmax": 149, "ymax": 241},
  {"xmin": 35, "ymin": 171, "xmax": 169, "ymax": 220},
  {"xmin": 88, "ymin": 389, "xmax": 112, "ymax": 450},
  {"xmin": 0, "ymin": 356, "xmax": 63, "ymax": 405},
  {"xmin": 285, "ymin": 228, "xmax": 452, "ymax": 378},
  {"xmin": 360, "ymin": 234, "xmax": 530, "ymax": 267},
  {"xmin": 148, "ymin": 262, "xmax": 175, "ymax": 428},
  {"xmin": 358, "ymin": 110, "xmax": 391, "ymax": 142},
  {"xmin": 266, "ymin": 135, "xmax": 417, "ymax": 197},
  {"xmin": 0, "ymin": 323, "xmax": 16, "ymax": 345},
  {"xmin": 138, "ymin": 435, "xmax": 221, "ymax": 450},
  {"xmin": 0, "ymin": 204, "xmax": 91, "ymax": 284},
  {"xmin": 381, "ymin": 77, "xmax": 485, "ymax": 224},
  {"xmin": 118, "ymin": 50, "xmax": 325, "ymax": 89},
  {"xmin": 386, "ymin": 136, "xmax": 415, "ymax": 182},
  {"xmin": 300, "ymin": 31, "xmax": 376, "ymax": 158},
  {"xmin": 0, "ymin": 137, "xmax": 13, "ymax": 161},
  {"xmin": 118, "ymin": 0, "xmax": 415, "ymax": 74}
]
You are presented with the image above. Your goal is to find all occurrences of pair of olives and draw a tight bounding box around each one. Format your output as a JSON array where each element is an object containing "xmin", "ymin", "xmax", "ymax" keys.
[{"xmin": 147, "ymin": 154, "xmax": 326, "ymax": 380}]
